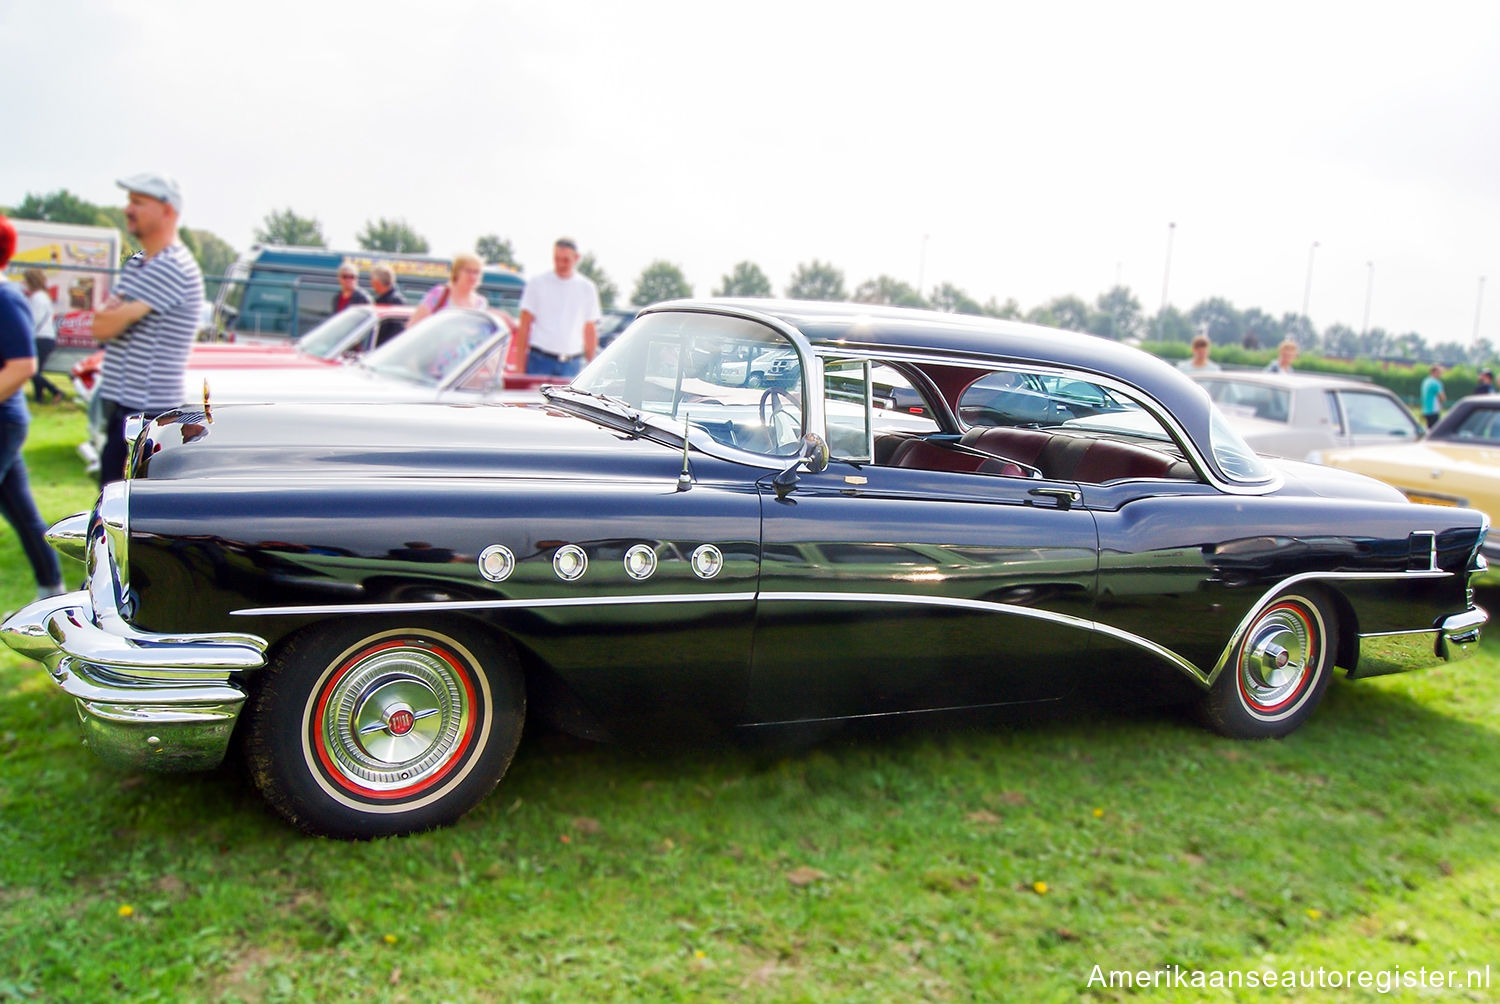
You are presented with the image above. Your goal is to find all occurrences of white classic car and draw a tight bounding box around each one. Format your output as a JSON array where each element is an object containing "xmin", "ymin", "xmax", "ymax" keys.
[{"xmin": 1189, "ymin": 370, "xmax": 1422, "ymax": 460}]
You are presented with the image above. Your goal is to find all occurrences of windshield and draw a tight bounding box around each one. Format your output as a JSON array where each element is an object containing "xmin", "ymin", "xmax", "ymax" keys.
[
  {"xmin": 295, "ymin": 308, "xmax": 372, "ymax": 359},
  {"xmin": 573, "ymin": 311, "xmax": 807, "ymax": 456},
  {"xmin": 361, "ymin": 310, "xmax": 500, "ymax": 387}
]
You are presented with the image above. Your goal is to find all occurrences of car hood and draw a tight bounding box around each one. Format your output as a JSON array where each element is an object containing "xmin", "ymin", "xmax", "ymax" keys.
[
  {"xmin": 186, "ymin": 344, "xmax": 333, "ymax": 370},
  {"xmin": 1320, "ymin": 440, "xmax": 1500, "ymax": 480},
  {"xmin": 189, "ymin": 362, "xmax": 440, "ymax": 406},
  {"xmin": 136, "ymin": 401, "xmax": 682, "ymax": 482},
  {"xmin": 1268, "ymin": 457, "xmax": 1408, "ymax": 503}
]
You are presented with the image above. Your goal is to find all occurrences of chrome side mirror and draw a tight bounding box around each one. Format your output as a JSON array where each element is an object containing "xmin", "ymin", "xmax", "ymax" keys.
[{"xmin": 772, "ymin": 433, "xmax": 830, "ymax": 500}]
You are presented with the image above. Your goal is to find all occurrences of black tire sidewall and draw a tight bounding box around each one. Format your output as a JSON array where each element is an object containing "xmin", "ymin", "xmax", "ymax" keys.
[{"xmin": 247, "ymin": 618, "xmax": 524, "ymax": 838}]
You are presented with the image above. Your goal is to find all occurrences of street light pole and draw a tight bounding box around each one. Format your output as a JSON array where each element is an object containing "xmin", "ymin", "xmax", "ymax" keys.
[
  {"xmin": 917, "ymin": 234, "xmax": 930, "ymax": 299},
  {"xmin": 1159, "ymin": 222, "xmax": 1176, "ymax": 316},
  {"xmin": 1361, "ymin": 260, "xmax": 1374, "ymax": 336},
  {"xmin": 1476, "ymin": 275, "xmax": 1488, "ymax": 343},
  {"xmin": 1301, "ymin": 240, "xmax": 1320, "ymax": 320}
]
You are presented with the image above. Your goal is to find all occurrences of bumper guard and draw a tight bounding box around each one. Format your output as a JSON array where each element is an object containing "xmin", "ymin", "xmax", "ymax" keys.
[
  {"xmin": 2, "ymin": 505, "xmax": 268, "ymax": 772},
  {"xmin": 1350, "ymin": 607, "xmax": 1488, "ymax": 679}
]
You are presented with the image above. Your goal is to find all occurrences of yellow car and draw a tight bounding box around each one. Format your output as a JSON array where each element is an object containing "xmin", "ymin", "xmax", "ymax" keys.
[{"xmin": 1312, "ymin": 394, "xmax": 1500, "ymax": 569}]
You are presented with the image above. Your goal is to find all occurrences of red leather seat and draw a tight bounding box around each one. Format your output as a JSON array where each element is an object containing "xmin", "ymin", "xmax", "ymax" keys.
[{"xmin": 886, "ymin": 438, "xmax": 1024, "ymax": 477}]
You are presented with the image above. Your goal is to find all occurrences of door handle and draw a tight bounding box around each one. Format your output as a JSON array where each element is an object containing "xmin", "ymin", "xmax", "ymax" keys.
[{"xmin": 1028, "ymin": 487, "xmax": 1081, "ymax": 511}]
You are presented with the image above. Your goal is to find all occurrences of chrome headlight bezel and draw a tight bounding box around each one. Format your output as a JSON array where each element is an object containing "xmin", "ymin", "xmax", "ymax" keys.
[{"xmin": 88, "ymin": 481, "xmax": 131, "ymax": 620}]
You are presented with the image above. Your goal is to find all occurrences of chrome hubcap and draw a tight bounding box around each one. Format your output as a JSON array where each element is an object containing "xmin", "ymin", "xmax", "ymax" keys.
[
  {"xmin": 1240, "ymin": 607, "xmax": 1312, "ymax": 709},
  {"xmin": 321, "ymin": 644, "xmax": 470, "ymax": 791}
]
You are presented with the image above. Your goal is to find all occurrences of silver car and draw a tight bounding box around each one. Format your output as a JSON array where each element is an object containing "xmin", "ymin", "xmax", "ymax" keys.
[{"xmin": 1191, "ymin": 370, "xmax": 1422, "ymax": 460}]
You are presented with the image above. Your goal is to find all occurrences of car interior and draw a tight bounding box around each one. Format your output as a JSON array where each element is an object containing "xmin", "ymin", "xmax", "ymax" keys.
[{"xmin": 857, "ymin": 361, "xmax": 1199, "ymax": 484}]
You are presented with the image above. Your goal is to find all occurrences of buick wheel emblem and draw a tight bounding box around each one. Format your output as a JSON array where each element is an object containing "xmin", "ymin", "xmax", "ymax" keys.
[{"xmin": 388, "ymin": 709, "xmax": 415, "ymax": 736}]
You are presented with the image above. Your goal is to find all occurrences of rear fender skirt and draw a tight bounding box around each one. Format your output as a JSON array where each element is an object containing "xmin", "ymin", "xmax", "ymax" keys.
[{"xmin": 1204, "ymin": 569, "xmax": 1451, "ymax": 689}]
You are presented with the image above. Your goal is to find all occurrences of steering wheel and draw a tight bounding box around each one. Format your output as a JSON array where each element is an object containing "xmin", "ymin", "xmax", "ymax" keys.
[
  {"xmin": 760, "ymin": 387, "xmax": 791, "ymax": 426},
  {"xmin": 760, "ymin": 387, "xmax": 799, "ymax": 451}
]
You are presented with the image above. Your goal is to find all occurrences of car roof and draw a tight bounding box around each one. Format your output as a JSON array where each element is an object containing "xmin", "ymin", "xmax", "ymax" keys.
[
  {"xmin": 645, "ymin": 297, "xmax": 1223, "ymax": 457},
  {"xmin": 1429, "ymin": 394, "xmax": 1500, "ymax": 438},
  {"xmin": 654, "ymin": 298, "xmax": 1172, "ymax": 385},
  {"xmin": 1192, "ymin": 369, "xmax": 1383, "ymax": 391}
]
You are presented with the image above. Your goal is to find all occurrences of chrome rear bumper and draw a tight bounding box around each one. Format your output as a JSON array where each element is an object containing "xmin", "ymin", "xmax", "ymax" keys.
[{"xmin": 1351, "ymin": 607, "xmax": 1488, "ymax": 679}]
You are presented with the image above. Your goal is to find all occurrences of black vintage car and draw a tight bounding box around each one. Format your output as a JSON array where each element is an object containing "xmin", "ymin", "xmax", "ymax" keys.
[{"xmin": 2, "ymin": 300, "xmax": 1488, "ymax": 837}]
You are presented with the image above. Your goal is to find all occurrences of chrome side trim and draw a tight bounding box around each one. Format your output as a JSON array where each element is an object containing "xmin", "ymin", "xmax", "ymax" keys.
[
  {"xmin": 233, "ymin": 569, "xmax": 1472, "ymax": 691},
  {"xmin": 762, "ymin": 590, "xmax": 1210, "ymax": 683},
  {"xmin": 233, "ymin": 591, "xmax": 762, "ymax": 617},
  {"xmin": 1410, "ymin": 529, "xmax": 1437, "ymax": 571},
  {"xmin": 741, "ymin": 694, "xmax": 1065, "ymax": 729},
  {"xmin": 231, "ymin": 587, "xmax": 1208, "ymax": 685}
]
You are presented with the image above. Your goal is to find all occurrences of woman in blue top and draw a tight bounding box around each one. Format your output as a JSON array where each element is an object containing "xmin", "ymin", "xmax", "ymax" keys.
[{"xmin": 0, "ymin": 216, "xmax": 65, "ymax": 600}]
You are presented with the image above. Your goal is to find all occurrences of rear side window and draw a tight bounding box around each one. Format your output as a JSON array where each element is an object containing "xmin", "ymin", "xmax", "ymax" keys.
[
  {"xmin": 1452, "ymin": 407, "xmax": 1500, "ymax": 442},
  {"xmin": 1203, "ymin": 380, "xmax": 1290, "ymax": 422},
  {"xmin": 1339, "ymin": 390, "xmax": 1421, "ymax": 438}
]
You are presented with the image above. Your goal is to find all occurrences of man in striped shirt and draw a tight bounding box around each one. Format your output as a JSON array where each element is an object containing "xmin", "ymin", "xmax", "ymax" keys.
[{"xmin": 91, "ymin": 173, "xmax": 203, "ymax": 486}]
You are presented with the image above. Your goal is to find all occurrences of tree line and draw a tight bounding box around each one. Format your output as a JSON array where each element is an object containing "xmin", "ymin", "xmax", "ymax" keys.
[{"xmin": 6, "ymin": 190, "xmax": 1487, "ymax": 367}]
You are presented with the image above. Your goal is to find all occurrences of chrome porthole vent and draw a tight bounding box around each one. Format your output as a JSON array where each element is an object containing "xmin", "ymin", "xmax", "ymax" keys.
[
  {"xmin": 553, "ymin": 545, "xmax": 588, "ymax": 581},
  {"xmin": 623, "ymin": 544, "xmax": 658, "ymax": 580},
  {"xmin": 690, "ymin": 544, "xmax": 724, "ymax": 580},
  {"xmin": 477, "ymin": 545, "xmax": 515, "ymax": 583}
]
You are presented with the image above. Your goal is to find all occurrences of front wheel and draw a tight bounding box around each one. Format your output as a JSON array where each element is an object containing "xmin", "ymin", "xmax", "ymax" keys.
[
  {"xmin": 1199, "ymin": 592, "xmax": 1334, "ymax": 739},
  {"xmin": 246, "ymin": 619, "xmax": 524, "ymax": 838}
]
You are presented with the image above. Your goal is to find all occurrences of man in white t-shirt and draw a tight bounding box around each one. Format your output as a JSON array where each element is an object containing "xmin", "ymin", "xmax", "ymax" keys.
[{"xmin": 513, "ymin": 238, "xmax": 602, "ymax": 378}]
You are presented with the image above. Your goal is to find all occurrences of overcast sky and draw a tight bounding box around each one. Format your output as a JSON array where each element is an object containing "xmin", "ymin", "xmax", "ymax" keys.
[{"xmin": 4, "ymin": 0, "xmax": 1497, "ymax": 345}]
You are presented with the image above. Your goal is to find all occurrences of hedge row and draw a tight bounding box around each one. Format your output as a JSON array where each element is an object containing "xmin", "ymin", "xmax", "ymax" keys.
[{"xmin": 1141, "ymin": 341, "xmax": 1480, "ymax": 404}]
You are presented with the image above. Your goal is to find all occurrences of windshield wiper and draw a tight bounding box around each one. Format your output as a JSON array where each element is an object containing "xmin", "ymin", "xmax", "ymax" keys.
[{"xmin": 543, "ymin": 385, "xmax": 646, "ymax": 433}]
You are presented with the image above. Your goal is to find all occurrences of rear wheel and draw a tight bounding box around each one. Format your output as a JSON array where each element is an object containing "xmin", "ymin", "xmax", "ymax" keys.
[
  {"xmin": 246, "ymin": 619, "xmax": 523, "ymax": 838},
  {"xmin": 1200, "ymin": 592, "xmax": 1333, "ymax": 739}
]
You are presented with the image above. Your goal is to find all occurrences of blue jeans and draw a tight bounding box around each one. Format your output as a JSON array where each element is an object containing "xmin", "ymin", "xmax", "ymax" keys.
[
  {"xmin": 527, "ymin": 348, "xmax": 586, "ymax": 379},
  {"xmin": 1, "ymin": 421, "xmax": 63, "ymax": 589}
]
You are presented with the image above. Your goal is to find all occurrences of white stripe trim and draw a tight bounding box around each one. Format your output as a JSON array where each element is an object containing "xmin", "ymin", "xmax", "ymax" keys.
[{"xmin": 233, "ymin": 591, "xmax": 759, "ymax": 617}]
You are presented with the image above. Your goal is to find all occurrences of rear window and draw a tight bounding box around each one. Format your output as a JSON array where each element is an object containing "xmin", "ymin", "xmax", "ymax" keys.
[{"xmin": 1201, "ymin": 379, "xmax": 1290, "ymax": 423}]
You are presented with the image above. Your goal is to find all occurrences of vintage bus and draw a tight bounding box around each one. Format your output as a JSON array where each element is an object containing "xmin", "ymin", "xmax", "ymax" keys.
[{"xmin": 214, "ymin": 245, "xmax": 525, "ymax": 340}]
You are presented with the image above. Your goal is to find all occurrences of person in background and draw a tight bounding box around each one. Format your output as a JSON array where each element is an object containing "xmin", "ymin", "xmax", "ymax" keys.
[
  {"xmin": 512, "ymin": 238, "xmax": 601, "ymax": 378},
  {"xmin": 1177, "ymin": 333, "xmax": 1220, "ymax": 372},
  {"xmin": 0, "ymin": 216, "xmax": 66, "ymax": 599},
  {"xmin": 1474, "ymin": 369, "xmax": 1494, "ymax": 395},
  {"xmin": 1265, "ymin": 339, "xmax": 1298, "ymax": 374},
  {"xmin": 22, "ymin": 269, "xmax": 65, "ymax": 403},
  {"xmin": 91, "ymin": 173, "xmax": 203, "ymax": 487},
  {"xmin": 407, "ymin": 253, "xmax": 488, "ymax": 327},
  {"xmin": 370, "ymin": 263, "xmax": 403, "ymax": 305},
  {"xmin": 332, "ymin": 264, "xmax": 371, "ymax": 313},
  {"xmin": 1420, "ymin": 363, "xmax": 1446, "ymax": 429}
]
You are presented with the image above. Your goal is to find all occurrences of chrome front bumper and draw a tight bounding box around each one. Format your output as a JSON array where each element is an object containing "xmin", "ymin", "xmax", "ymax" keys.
[
  {"xmin": 1351, "ymin": 607, "xmax": 1489, "ymax": 679},
  {"xmin": 2, "ymin": 497, "xmax": 267, "ymax": 772}
]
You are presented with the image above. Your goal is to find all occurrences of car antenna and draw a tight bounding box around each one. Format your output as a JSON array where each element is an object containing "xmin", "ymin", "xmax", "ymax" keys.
[{"xmin": 677, "ymin": 412, "xmax": 693, "ymax": 492}]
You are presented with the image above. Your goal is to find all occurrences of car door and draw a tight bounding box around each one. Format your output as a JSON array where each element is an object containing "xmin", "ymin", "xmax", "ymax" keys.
[
  {"xmin": 1333, "ymin": 388, "xmax": 1424, "ymax": 448},
  {"xmin": 747, "ymin": 359, "xmax": 1100, "ymax": 724}
]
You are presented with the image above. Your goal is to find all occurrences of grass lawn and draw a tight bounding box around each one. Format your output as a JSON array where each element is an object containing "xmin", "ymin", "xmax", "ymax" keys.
[{"xmin": 2, "ymin": 403, "xmax": 1497, "ymax": 1002}]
